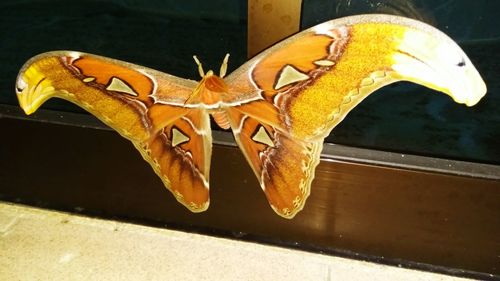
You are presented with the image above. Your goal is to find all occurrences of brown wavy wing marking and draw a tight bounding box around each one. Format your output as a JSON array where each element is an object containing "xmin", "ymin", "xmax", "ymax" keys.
[
  {"xmin": 135, "ymin": 109, "xmax": 212, "ymax": 212},
  {"xmin": 70, "ymin": 56, "xmax": 154, "ymax": 101},
  {"xmin": 65, "ymin": 54, "xmax": 211, "ymax": 210},
  {"xmin": 226, "ymin": 107, "xmax": 322, "ymax": 218}
]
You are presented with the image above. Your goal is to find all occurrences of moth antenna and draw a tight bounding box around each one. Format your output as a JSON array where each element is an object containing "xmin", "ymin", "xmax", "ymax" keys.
[
  {"xmin": 193, "ymin": 55, "xmax": 205, "ymax": 77},
  {"xmin": 219, "ymin": 53, "xmax": 230, "ymax": 78}
]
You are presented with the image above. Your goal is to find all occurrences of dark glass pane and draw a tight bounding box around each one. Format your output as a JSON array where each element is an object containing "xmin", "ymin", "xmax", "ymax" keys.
[
  {"xmin": 0, "ymin": 0, "xmax": 247, "ymax": 111},
  {"xmin": 3, "ymin": 0, "xmax": 498, "ymax": 163},
  {"xmin": 302, "ymin": 0, "xmax": 500, "ymax": 164}
]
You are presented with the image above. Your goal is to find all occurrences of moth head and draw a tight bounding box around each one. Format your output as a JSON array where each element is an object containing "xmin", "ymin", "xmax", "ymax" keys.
[{"xmin": 192, "ymin": 53, "xmax": 230, "ymax": 79}]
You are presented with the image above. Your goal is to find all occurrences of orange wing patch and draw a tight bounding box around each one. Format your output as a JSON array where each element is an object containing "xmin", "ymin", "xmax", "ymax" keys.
[
  {"xmin": 252, "ymin": 34, "xmax": 333, "ymax": 95},
  {"xmin": 72, "ymin": 56, "xmax": 155, "ymax": 100}
]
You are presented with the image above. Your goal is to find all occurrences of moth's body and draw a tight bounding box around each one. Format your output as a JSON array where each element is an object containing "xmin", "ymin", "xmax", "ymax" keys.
[
  {"xmin": 186, "ymin": 69, "xmax": 232, "ymax": 129},
  {"xmin": 15, "ymin": 14, "xmax": 486, "ymax": 218}
]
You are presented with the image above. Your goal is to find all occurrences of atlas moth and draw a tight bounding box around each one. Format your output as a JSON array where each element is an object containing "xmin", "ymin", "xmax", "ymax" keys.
[{"xmin": 16, "ymin": 14, "xmax": 486, "ymax": 218}]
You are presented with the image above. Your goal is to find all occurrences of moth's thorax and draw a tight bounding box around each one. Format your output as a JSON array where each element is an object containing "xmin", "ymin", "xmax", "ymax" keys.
[
  {"xmin": 204, "ymin": 72, "xmax": 228, "ymax": 93},
  {"xmin": 203, "ymin": 74, "xmax": 231, "ymax": 129},
  {"xmin": 189, "ymin": 72, "xmax": 229, "ymax": 107}
]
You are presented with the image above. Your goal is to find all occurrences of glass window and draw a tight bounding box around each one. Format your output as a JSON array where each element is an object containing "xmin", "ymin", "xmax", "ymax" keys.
[
  {"xmin": 2, "ymin": 0, "xmax": 498, "ymax": 163},
  {"xmin": 0, "ymin": 0, "xmax": 247, "ymax": 111},
  {"xmin": 302, "ymin": 0, "xmax": 500, "ymax": 164}
]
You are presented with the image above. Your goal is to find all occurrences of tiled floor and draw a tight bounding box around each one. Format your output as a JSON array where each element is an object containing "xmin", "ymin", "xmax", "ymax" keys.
[{"xmin": 0, "ymin": 202, "xmax": 470, "ymax": 281}]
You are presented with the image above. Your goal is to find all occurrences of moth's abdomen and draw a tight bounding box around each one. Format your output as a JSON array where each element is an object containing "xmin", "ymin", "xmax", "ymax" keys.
[{"xmin": 211, "ymin": 110, "xmax": 230, "ymax": 129}]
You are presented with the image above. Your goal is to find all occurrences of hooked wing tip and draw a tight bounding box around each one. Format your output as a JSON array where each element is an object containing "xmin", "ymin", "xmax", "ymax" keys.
[{"xmin": 392, "ymin": 27, "xmax": 487, "ymax": 107}]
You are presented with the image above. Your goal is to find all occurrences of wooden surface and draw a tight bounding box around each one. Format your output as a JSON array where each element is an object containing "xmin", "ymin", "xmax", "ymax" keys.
[
  {"xmin": 247, "ymin": 0, "xmax": 302, "ymax": 57},
  {"xmin": 0, "ymin": 117, "xmax": 499, "ymax": 278}
]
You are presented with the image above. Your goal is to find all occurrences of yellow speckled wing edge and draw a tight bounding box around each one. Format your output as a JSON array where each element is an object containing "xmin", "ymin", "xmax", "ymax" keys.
[{"xmin": 15, "ymin": 51, "xmax": 211, "ymax": 212}]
